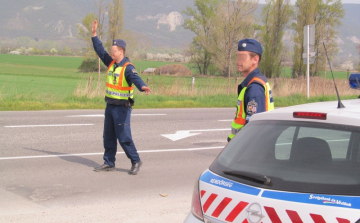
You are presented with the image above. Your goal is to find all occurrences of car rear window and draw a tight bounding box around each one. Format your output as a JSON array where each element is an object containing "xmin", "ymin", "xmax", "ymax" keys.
[{"xmin": 210, "ymin": 120, "xmax": 360, "ymax": 195}]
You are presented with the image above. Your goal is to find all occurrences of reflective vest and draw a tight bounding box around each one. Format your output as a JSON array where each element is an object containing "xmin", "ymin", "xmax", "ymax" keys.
[
  {"xmin": 105, "ymin": 61, "xmax": 134, "ymax": 100},
  {"xmin": 229, "ymin": 76, "xmax": 274, "ymax": 140}
]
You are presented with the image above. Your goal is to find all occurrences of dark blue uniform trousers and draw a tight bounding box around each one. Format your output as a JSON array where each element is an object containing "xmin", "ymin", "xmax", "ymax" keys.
[{"xmin": 103, "ymin": 103, "xmax": 140, "ymax": 166}]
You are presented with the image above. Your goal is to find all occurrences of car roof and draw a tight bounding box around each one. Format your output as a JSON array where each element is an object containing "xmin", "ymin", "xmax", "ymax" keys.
[{"xmin": 251, "ymin": 99, "xmax": 360, "ymax": 127}]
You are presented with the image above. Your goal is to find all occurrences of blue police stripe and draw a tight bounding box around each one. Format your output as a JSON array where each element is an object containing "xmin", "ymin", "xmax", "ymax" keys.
[
  {"xmin": 200, "ymin": 171, "xmax": 261, "ymax": 196},
  {"xmin": 201, "ymin": 171, "xmax": 360, "ymax": 210},
  {"xmin": 262, "ymin": 190, "xmax": 360, "ymax": 209}
]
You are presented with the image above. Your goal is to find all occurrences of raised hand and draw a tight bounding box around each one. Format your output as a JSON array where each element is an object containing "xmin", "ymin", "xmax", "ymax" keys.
[{"xmin": 92, "ymin": 20, "xmax": 98, "ymax": 37}]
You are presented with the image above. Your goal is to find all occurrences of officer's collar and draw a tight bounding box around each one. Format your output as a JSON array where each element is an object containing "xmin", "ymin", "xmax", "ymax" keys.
[
  {"xmin": 114, "ymin": 57, "xmax": 130, "ymax": 67},
  {"xmin": 241, "ymin": 68, "xmax": 261, "ymax": 88}
]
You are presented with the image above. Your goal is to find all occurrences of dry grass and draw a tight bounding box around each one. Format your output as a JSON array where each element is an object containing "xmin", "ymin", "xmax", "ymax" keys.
[
  {"xmin": 73, "ymin": 74, "xmax": 357, "ymax": 98},
  {"xmin": 146, "ymin": 77, "xmax": 232, "ymax": 96},
  {"xmin": 74, "ymin": 76, "xmax": 105, "ymax": 98},
  {"xmin": 271, "ymin": 76, "xmax": 355, "ymax": 97}
]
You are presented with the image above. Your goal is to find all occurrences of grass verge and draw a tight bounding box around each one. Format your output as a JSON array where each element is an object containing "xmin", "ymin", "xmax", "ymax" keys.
[
  {"xmin": 0, "ymin": 54, "xmax": 358, "ymax": 111},
  {"xmin": 1, "ymin": 93, "xmax": 359, "ymax": 111}
]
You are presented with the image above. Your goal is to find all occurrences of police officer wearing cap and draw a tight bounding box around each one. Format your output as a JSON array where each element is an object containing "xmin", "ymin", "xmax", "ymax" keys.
[
  {"xmin": 91, "ymin": 20, "xmax": 151, "ymax": 175},
  {"xmin": 228, "ymin": 39, "xmax": 274, "ymax": 142}
]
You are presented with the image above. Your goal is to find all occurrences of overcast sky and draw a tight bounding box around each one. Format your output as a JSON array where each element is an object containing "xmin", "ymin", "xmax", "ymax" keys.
[{"xmin": 258, "ymin": 0, "xmax": 360, "ymax": 3}]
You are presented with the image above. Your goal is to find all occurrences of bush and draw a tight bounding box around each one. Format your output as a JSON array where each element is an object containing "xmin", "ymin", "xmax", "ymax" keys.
[
  {"xmin": 154, "ymin": 64, "xmax": 192, "ymax": 76},
  {"xmin": 78, "ymin": 58, "xmax": 108, "ymax": 73}
]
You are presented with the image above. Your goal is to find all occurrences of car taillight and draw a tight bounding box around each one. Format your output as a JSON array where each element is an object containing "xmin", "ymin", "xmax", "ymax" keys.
[
  {"xmin": 293, "ymin": 111, "xmax": 327, "ymax": 120},
  {"xmin": 191, "ymin": 179, "xmax": 204, "ymax": 221}
]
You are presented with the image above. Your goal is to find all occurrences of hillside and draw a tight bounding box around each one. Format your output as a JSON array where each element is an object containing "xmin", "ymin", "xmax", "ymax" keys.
[
  {"xmin": 0, "ymin": 0, "xmax": 195, "ymax": 48},
  {"xmin": 0, "ymin": 0, "xmax": 359, "ymax": 64}
]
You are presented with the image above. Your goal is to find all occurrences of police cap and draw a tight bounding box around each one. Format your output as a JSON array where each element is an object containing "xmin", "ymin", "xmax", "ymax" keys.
[
  {"xmin": 112, "ymin": 39, "xmax": 126, "ymax": 49},
  {"xmin": 238, "ymin": 39, "xmax": 262, "ymax": 56}
]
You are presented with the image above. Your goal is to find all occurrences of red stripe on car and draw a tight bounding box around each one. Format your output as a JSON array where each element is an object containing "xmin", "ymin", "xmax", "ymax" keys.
[
  {"xmin": 310, "ymin": 214, "xmax": 326, "ymax": 223},
  {"xmin": 264, "ymin": 206, "xmax": 282, "ymax": 223},
  {"xmin": 200, "ymin": 190, "xmax": 206, "ymax": 198},
  {"xmin": 336, "ymin": 218, "xmax": 350, "ymax": 223},
  {"xmin": 212, "ymin": 197, "xmax": 232, "ymax": 217},
  {"xmin": 225, "ymin": 201, "xmax": 249, "ymax": 222},
  {"xmin": 286, "ymin": 210, "xmax": 303, "ymax": 223},
  {"xmin": 203, "ymin": 193, "xmax": 218, "ymax": 213}
]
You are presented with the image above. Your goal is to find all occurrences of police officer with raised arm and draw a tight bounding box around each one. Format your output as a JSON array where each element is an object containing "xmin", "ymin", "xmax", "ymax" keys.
[
  {"xmin": 91, "ymin": 20, "xmax": 151, "ymax": 175},
  {"xmin": 228, "ymin": 39, "xmax": 274, "ymax": 142}
]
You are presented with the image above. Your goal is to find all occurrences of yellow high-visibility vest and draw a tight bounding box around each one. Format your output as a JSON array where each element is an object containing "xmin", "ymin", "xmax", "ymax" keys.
[
  {"xmin": 105, "ymin": 61, "xmax": 134, "ymax": 100},
  {"xmin": 229, "ymin": 76, "xmax": 274, "ymax": 139}
]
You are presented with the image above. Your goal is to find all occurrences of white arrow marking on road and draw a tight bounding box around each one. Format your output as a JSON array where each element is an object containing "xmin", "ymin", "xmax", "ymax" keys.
[
  {"xmin": 67, "ymin": 114, "xmax": 167, "ymax": 117},
  {"xmin": 162, "ymin": 131, "xmax": 201, "ymax": 141},
  {"xmin": 162, "ymin": 128, "xmax": 230, "ymax": 141}
]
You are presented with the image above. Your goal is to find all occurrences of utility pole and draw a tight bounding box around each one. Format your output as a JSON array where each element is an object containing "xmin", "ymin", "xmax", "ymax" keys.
[
  {"xmin": 306, "ymin": 25, "xmax": 310, "ymax": 98},
  {"xmin": 303, "ymin": 24, "xmax": 315, "ymax": 99}
]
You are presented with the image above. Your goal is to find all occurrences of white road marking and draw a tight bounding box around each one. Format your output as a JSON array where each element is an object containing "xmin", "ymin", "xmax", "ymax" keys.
[
  {"xmin": 67, "ymin": 114, "xmax": 167, "ymax": 117},
  {"xmin": 0, "ymin": 146, "xmax": 224, "ymax": 160},
  {"xmin": 162, "ymin": 131, "xmax": 201, "ymax": 141},
  {"xmin": 5, "ymin": 124, "xmax": 94, "ymax": 128},
  {"xmin": 218, "ymin": 119, "xmax": 233, "ymax": 122},
  {"xmin": 67, "ymin": 115, "xmax": 104, "ymax": 117},
  {"xmin": 162, "ymin": 129, "xmax": 230, "ymax": 141}
]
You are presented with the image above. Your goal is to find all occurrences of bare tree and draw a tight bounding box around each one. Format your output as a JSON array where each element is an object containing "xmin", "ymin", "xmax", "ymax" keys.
[
  {"xmin": 312, "ymin": 0, "xmax": 344, "ymax": 76},
  {"xmin": 183, "ymin": 0, "xmax": 219, "ymax": 75},
  {"xmin": 185, "ymin": 41, "xmax": 212, "ymax": 75},
  {"xmin": 291, "ymin": 0, "xmax": 344, "ymax": 78},
  {"xmin": 260, "ymin": 0, "xmax": 292, "ymax": 78},
  {"xmin": 121, "ymin": 31, "xmax": 150, "ymax": 60},
  {"xmin": 76, "ymin": 13, "xmax": 97, "ymax": 57},
  {"xmin": 106, "ymin": 0, "xmax": 124, "ymax": 49},
  {"xmin": 106, "ymin": 0, "xmax": 149, "ymax": 60},
  {"xmin": 208, "ymin": 0, "xmax": 258, "ymax": 92},
  {"xmin": 291, "ymin": 0, "xmax": 316, "ymax": 78},
  {"xmin": 76, "ymin": 0, "xmax": 108, "ymax": 96},
  {"xmin": 94, "ymin": 0, "xmax": 108, "ymax": 95}
]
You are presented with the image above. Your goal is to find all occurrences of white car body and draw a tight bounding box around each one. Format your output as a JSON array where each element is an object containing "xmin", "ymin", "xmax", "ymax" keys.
[{"xmin": 185, "ymin": 98, "xmax": 360, "ymax": 223}]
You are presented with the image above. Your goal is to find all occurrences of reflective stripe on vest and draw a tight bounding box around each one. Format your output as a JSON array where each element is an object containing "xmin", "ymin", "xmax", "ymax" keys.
[
  {"xmin": 105, "ymin": 90, "xmax": 133, "ymax": 98},
  {"xmin": 229, "ymin": 76, "xmax": 274, "ymax": 139},
  {"xmin": 105, "ymin": 61, "xmax": 135, "ymax": 100}
]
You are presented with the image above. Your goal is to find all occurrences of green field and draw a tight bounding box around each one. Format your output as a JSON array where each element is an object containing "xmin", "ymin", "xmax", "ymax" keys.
[{"xmin": 0, "ymin": 54, "xmax": 357, "ymax": 111}]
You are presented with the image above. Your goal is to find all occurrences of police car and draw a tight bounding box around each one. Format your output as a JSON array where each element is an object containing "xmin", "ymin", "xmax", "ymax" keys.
[{"xmin": 184, "ymin": 74, "xmax": 360, "ymax": 223}]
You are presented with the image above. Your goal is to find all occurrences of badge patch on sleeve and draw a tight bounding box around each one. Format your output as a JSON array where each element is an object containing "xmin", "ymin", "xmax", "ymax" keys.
[
  {"xmin": 132, "ymin": 69, "xmax": 138, "ymax": 75},
  {"xmin": 247, "ymin": 100, "xmax": 258, "ymax": 115}
]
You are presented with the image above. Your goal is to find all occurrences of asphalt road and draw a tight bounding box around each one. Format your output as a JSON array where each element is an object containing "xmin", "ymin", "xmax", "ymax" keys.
[{"xmin": 0, "ymin": 108, "xmax": 234, "ymax": 223}]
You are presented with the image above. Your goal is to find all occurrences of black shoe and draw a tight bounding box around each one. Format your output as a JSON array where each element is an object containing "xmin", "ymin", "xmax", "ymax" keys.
[
  {"xmin": 129, "ymin": 161, "xmax": 142, "ymax": 175},
  {"xmin": 94, "ymin": 164, "xmax": 115, "ymax": 172}
]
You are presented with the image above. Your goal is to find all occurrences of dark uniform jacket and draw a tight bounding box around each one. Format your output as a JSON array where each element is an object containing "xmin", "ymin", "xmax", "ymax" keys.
[{"xmin": 238, "ymin": 68, "xmax": 267, "ymax": 123}]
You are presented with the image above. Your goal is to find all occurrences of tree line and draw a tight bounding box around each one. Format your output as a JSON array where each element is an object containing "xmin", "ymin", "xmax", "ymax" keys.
[
  {"xmin": 78, "ymin": 0, "xmax": 354, "ymax": 80},
  {"xmin": 77, "ymin": 0, "xmax": 149, "ymax": 69},
  {"xmin": 182, "ymin": 0, "xmax": 345, "ymax": 80}
]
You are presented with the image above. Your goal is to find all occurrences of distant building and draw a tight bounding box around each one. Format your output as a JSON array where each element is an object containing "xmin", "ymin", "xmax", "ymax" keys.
[{"xmin": 10, "ymin": 51, "xmax": 20, "ymax": 55}]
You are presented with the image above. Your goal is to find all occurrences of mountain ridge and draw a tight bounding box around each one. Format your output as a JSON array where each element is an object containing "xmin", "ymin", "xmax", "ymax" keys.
[{"xmin": 0, "ymin": 1, "xmax": 358, "ymax": 65}]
